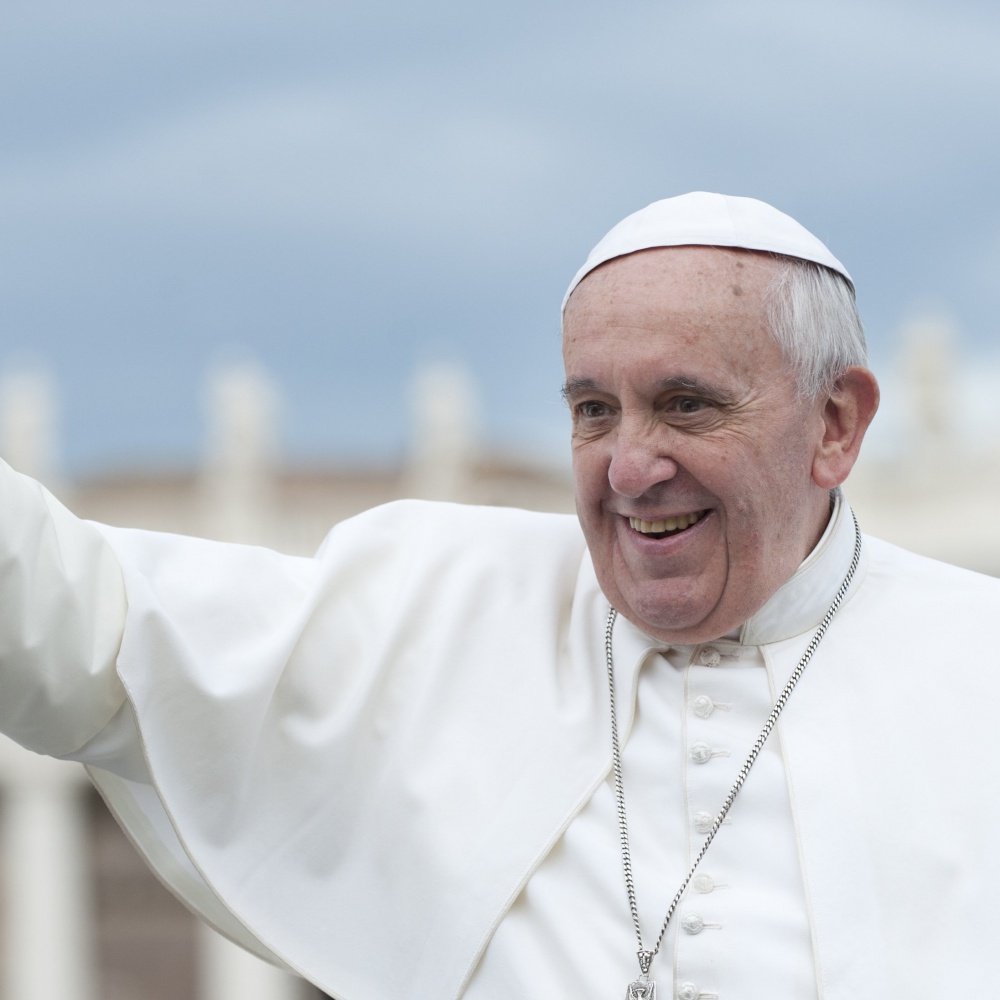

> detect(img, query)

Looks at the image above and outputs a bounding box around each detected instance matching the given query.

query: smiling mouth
[628,510,707,539]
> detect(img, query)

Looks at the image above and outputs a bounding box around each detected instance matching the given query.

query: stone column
[201,360,279,544]
[899,313,957,473]
[0,365,62,492]
[404,361,479,502]
[0,738,94,1000]
[197,922,305,1000]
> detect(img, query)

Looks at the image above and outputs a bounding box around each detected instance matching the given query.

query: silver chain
[605,511,863,980]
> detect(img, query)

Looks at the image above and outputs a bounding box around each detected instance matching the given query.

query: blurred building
[0,335,997,1000]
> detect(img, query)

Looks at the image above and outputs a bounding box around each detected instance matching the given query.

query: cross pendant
[625,979,656,1000]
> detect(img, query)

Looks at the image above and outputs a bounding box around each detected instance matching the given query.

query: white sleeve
[0,458,127,757]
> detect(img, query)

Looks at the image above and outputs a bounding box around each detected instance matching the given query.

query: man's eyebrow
[560,377,600,400]
[657,376,710,393]
[561,375,738,403]
[657,376,735,402]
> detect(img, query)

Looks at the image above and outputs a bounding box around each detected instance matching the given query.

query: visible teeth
[629,511,703,534]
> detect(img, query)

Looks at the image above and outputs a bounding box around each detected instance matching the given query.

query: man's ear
[811,367,880,490]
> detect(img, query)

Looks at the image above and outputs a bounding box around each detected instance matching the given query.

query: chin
[618,588,727,644]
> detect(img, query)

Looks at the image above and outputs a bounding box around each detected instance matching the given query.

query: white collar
[738,492,865,646]
[607,493,868,679]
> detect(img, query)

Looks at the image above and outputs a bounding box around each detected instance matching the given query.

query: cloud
[0,82,575,251]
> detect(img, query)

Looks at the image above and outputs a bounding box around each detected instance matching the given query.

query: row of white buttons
[683,645,742,1000]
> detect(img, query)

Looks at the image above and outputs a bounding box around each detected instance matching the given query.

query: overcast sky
[1,0,998,475]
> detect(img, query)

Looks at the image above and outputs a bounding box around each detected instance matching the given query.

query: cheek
[571,447,609,508]
[722,453,819,570]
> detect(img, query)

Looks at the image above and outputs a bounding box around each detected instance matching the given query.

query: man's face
[562,246,833,643]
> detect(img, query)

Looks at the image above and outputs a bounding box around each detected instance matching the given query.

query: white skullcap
[562,191,852,312]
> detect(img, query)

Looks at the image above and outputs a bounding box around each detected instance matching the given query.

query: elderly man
[1,192,997,1000]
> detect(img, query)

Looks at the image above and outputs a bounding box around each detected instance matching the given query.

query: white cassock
[2,459,1000,1000]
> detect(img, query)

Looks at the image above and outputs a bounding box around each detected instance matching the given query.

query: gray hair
[765,256,868,399]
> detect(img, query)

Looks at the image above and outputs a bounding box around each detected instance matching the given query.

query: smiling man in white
[563,240,876,642]
[1,192,997,1000]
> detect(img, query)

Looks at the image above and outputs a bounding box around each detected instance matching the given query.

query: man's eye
[673,397,707,414]
[577,401,611,419]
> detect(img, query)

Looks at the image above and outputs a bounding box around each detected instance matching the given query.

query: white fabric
[0,461,126,756]
[561,192,852,312]
[3,459,1000,999]
[471,643,817,1000]
[468,498,860,999]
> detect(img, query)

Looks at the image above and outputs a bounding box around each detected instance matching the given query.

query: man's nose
[607,423,679,498]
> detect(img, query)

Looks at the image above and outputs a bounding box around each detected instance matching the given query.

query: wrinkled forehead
[563,244,778,327]
[562,192,850,315]
[560,246,783,370]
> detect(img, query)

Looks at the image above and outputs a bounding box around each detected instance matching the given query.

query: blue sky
[2,0,998,475]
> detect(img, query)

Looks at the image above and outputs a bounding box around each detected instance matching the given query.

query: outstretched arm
[0,458,127,757]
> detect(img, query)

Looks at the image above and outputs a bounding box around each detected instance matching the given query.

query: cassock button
[692,695,715,718]
[692,873,715,893]
[677,983,699,1000]
[698,647,722,667]
[681,913,705,935]
[689,742,713,764]
[693,811,715,834]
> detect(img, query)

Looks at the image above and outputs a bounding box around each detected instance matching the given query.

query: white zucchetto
[562,191,852,312]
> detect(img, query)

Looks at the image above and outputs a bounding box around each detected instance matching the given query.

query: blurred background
[0,0,997,997]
